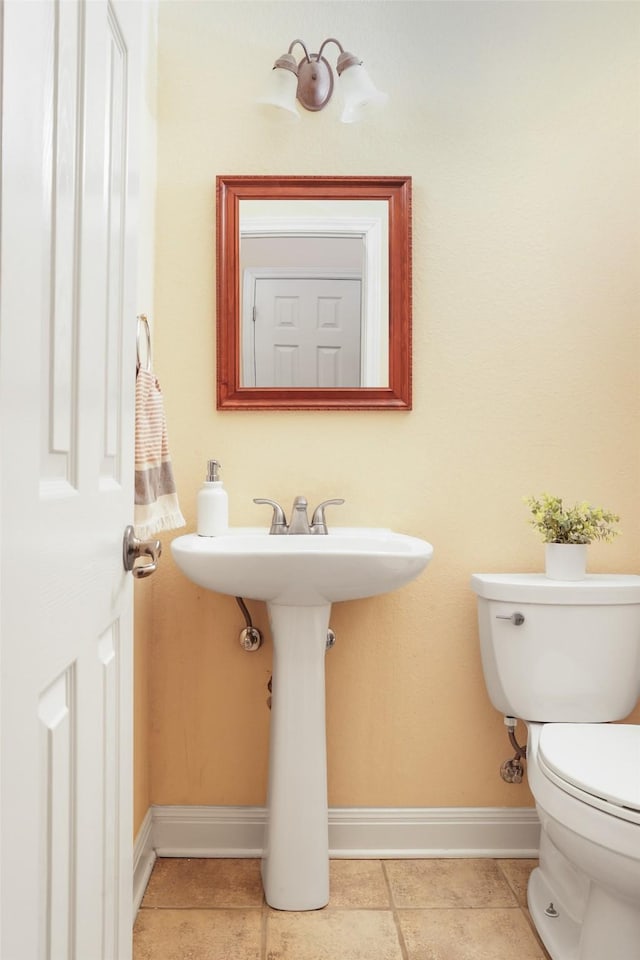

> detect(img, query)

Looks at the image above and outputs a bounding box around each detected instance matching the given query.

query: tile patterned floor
[134,857,553,960]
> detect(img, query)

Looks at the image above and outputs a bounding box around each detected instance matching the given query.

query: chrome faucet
[254,496,345,535]
[288,496,311,534]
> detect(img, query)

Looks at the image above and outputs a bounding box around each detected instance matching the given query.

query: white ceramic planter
[545,543,588,581]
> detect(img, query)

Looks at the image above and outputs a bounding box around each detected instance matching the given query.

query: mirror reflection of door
[239,206,389,390]
[244,272,362,387]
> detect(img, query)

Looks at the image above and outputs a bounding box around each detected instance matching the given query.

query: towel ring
[136,314,152,373]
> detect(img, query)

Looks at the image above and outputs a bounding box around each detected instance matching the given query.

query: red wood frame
[216,175,412,411]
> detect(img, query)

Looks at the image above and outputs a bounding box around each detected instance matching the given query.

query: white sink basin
[171,524,433,911]
[171,527,433,606]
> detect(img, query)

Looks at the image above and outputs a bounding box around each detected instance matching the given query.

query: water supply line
[500,716,527,784]
[235,597,263,652]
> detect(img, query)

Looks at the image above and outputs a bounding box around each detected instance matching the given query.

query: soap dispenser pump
[197,459,229,536]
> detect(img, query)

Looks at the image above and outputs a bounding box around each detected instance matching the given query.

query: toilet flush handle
[496,612,525,626]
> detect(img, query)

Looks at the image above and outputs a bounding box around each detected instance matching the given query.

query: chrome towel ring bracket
[136,313,152,373]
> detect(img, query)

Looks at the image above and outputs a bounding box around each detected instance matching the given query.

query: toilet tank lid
[470,573,640,604]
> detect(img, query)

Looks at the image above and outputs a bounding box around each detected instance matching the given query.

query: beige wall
[134,0,640,833]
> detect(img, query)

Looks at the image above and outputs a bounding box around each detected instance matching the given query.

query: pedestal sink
[171,527,433,910]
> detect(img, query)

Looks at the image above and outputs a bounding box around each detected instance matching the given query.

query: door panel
[251,277,362,387]
[0,2,142,957]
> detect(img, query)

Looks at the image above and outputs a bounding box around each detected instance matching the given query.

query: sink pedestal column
[262,602,331,911]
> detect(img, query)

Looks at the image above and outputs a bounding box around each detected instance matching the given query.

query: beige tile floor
[134,857,553,959]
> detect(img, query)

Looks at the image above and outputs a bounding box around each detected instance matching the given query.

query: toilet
[470,573,640,960]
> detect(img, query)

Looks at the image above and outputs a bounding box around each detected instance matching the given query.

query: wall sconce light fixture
[258,38,387,123]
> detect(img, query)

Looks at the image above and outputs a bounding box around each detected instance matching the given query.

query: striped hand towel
[134,369,186,539]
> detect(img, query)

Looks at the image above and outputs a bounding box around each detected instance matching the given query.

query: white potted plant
[524,493,620,580]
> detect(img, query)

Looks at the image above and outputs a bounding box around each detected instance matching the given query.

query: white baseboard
[133,808,156,914]
[326,806,540,859]
[136,804,540,866]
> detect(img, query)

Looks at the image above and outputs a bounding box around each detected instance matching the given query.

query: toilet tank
[471,574,640,722]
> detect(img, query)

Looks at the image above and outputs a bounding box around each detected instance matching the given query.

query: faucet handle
[253,498,288,535]
[310,498,345,535]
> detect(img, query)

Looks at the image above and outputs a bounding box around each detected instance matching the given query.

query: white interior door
[250,276,362,387]
[0,2,143,957]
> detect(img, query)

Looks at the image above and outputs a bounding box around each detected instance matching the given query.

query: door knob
[122,525,162,578]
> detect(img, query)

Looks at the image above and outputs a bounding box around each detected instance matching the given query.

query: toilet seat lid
[538,724,640,824]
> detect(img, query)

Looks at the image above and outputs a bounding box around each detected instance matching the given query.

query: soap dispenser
[197,459,229,536]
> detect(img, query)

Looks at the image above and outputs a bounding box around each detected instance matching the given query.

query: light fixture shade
[258,65,301,121]
[338,62,388,124]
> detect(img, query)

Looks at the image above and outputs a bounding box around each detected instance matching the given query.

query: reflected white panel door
[0,2,142,958]
[251,277,362,387]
